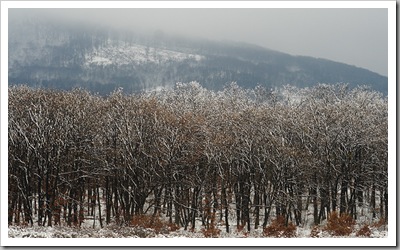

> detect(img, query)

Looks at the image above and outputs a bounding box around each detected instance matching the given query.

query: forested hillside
[8,83,387,237]
[9,18,388,95]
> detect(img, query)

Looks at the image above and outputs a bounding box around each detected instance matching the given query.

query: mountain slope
[8,19,388,95]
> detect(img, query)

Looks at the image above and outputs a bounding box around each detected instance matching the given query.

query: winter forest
[8,82,388,238]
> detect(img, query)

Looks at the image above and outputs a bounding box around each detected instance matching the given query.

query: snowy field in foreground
[8,223,387,239]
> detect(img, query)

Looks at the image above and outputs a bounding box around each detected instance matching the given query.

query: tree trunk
[97,186,103,228]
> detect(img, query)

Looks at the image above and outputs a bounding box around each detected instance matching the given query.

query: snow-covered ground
[8,220,387,238]
[7,190,388,239]
[4,186,390,247]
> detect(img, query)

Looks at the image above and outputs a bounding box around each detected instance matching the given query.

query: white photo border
[1,1,396,247]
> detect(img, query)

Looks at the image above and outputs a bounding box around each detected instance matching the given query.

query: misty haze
[8,8,388,94]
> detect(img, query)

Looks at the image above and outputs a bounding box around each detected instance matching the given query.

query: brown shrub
[166,222,180,232]
[201,226,221,238]
[371,217,386,230]
[310,226,321,238]
[236,223,251,237]
[356,224,372,237]
[236,224,245,232]
[325,211,355,236]
[263,216,297,238]
[201,212,221,238]
[130,214,179,234]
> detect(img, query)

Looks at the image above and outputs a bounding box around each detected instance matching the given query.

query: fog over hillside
[9,8,388,77]
[8,15,388,95]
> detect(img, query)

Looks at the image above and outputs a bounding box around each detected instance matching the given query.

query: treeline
[8,82,387,232]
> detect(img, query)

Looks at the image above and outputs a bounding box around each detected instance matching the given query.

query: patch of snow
[90,56,113,66]
[84,43,205,67]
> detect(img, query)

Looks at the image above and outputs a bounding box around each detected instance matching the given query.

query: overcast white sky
[10,7,388,76]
